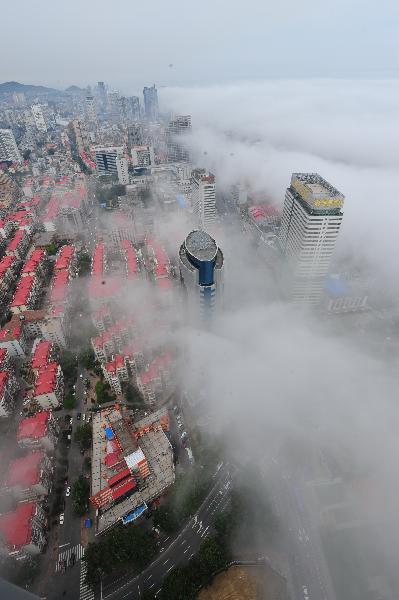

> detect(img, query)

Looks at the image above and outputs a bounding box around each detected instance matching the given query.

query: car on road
[79,374,83,378]
[59,513,64,525]
[77,412,81,420]
[65,486,71,497]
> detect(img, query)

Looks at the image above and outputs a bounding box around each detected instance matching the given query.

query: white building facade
[0,129,22,163]
[191,169,216,230]
[279,173,344,305]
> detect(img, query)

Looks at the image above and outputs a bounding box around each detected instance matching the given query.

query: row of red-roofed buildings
[0,409,60,557]
[24,339,64,410]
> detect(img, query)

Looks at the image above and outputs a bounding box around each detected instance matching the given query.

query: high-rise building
[85,95,97,124]
[179,230,223,317]
[167,115,191,162]
[129,96,141,120]
[128,123,145,149]
[107,91,120,119]
[116,155,129,184]
[278,172,344,305]
[94,146,124,177]
[0,129,22,163]
[97,81,107,108]
[191,169,216,230]
[31,104,47,132]
[69,119,89,154]
[143,85,159,121]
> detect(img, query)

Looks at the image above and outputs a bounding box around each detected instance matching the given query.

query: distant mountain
[65,85,85,93]
[0,81,64,97]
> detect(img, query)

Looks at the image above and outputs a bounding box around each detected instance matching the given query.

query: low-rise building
[32,362,64,409]
[0,317,28,358]
[21,248,47,280]
[54,244,76,276]
[0,501,47,557]
[120,240,139,278]
[5,229,31,260]
[102,354,129,394]
[49,270,70,306]
[17,411,59,452]
[10,275,41,314]
[0,255,19,309]
[90,405,174,535]
[136,351,173,405]
[324,274,369,314]
[3,452,53,500]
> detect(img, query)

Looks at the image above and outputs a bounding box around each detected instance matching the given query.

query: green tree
[159,566,196,600]
[84,524,156,587]
[72,475,90,516]
[79,347,96,370]
[95,380,114,404]
[74,423,92,451]
[60,350,77,381]
[45,240,58,256]
[63,394,76,410]
[123,381,144,405]
[77,251,92,276]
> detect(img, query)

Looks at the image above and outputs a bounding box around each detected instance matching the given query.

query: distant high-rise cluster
[279,173,344,304]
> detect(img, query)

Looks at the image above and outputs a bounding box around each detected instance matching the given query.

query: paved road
[47,363,90,600]
[99,463,232,600]
[266,462,336,600]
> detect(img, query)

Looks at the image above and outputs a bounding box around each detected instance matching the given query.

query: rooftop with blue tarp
[176,194,187,208]
[122,503,147,524]
[104,427,114,440]
[325,275,349,297]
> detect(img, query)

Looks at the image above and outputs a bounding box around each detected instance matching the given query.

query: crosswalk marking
[80,559,95,600]
[56,543,85,572]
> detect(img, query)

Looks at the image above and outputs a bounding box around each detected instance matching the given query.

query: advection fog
[160,79,399,595]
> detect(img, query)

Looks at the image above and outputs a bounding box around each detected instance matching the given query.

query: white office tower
[85,95,97,124]
[131,145,155,167]
[116,155,129,184]
[179,230,224,318]
[191,169,216,230]
[279,173,344,305]
[31,104,47,132]
[167,115,191,162]
[0,129,22,163]
[94,146,124,177]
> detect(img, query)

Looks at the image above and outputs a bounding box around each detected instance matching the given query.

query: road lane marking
[166,566,173,573]
[163,559,169,565]
[183,547,190,554]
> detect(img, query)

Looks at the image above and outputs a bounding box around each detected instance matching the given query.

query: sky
[1,0,399,90]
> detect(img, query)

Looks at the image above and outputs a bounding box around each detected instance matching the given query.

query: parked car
[59,513,65,525]
[82,413,86,421]
[65,486,71,497]
[69,417,73,425]
[77,413,81,420]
